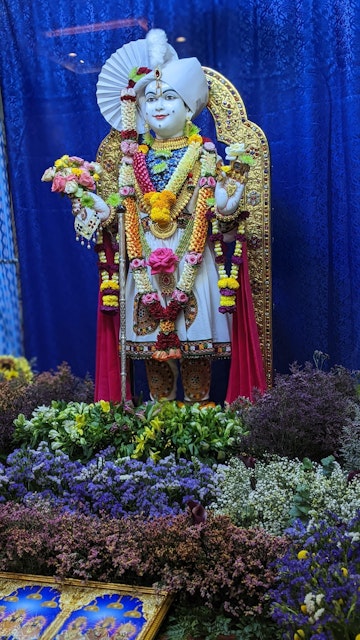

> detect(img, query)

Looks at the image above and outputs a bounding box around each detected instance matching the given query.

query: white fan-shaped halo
[96,31,178,132]
[96,39,149,130]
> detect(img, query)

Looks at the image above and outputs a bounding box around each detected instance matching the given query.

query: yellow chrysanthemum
[102,295,118,307]
[218,276,240,290]
[54,155,69,168]
[100,279,120,291]
[188,134,202,144]
[100,400,111,413]
[220,295,236,306]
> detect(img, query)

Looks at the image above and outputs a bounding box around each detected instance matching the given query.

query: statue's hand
[215,178,244,215]
[72,193,110,222]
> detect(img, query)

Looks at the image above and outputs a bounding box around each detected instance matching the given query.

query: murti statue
[72,29,267,404]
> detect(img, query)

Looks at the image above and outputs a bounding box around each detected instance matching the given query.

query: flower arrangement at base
[0,355,33,382]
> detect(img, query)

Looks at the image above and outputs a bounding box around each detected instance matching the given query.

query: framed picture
[0,572,172,639]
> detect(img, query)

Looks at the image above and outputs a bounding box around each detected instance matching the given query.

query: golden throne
[96,68,272,389]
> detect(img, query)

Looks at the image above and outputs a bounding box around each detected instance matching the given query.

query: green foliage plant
[13,400,246,463]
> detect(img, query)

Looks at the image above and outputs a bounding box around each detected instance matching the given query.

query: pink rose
[78,172,96,190]
[171,289,189,304]
[68,155,84,165]
[199,176,216,188]
[120,141,138,155]
[130,257,146,270]
[51,174,67,193]
[142,292,160,305]
[185,252,203,266]
[119,186,135,196]
[147,248,179,275]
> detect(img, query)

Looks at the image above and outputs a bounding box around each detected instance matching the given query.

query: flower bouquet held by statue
[41,155,108,247]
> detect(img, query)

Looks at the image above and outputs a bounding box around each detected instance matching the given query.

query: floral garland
[209,211,249,313]
[118,87,217,360]
[95,229,120,313]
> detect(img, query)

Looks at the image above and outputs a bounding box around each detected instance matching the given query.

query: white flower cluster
[210,455,360,535]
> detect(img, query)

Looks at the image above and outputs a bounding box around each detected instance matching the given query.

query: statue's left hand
[215,177,244,216]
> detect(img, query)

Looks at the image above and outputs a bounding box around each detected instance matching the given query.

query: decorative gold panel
[203,67,272,387]
[0,572,172,640]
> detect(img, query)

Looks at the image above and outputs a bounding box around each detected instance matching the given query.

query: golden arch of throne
[96,67,273,389]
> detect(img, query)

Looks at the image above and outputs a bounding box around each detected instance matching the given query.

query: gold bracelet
[101,205,118,228]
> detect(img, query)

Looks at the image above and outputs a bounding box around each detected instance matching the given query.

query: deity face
[144,80,190,139]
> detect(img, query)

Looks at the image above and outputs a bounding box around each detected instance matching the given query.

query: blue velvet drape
[1,0,360,389]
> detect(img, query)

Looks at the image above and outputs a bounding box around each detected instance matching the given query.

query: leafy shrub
[236,362,359,461]
[159,601,283,639]
[339,401,360,471]
[0,503,288,619]
[0,362,94,458]
[13,400,245,464]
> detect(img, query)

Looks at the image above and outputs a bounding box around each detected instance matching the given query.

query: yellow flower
[220,295,236,306]
[102,295,119,307]
[71,167,83,176]
[294,631,305,640]
[93,172,100,181]
[218,276,240,290]
[355,634,360,640]
[143,426,156,440]
[54,155,69,167]
[220,164,231,173]
[300,604,307,614]
[75,413,86,435]
[132,434,146,458]
[341,567,348,577]
[138,144,149,154]
[100,279,120,291]
[297,550,309,560]
[188,134,202,145]
[99,400,110,413]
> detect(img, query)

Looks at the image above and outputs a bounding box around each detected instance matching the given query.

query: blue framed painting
[0,573,172,639]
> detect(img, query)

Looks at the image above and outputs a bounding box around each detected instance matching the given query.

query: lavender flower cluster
[0,443,222,518]
[269,512,360,639]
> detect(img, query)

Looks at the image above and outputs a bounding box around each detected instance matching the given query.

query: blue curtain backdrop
[0,0,359,390]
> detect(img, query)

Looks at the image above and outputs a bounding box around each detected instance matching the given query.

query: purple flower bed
[0,443,222,518]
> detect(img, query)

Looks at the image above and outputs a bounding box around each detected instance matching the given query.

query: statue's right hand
[72,193,110,222]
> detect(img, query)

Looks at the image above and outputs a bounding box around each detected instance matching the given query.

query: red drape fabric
[225,242,267,404]
[94,231,131,402]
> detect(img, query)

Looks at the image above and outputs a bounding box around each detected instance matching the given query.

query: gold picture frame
[0,572,172,639]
